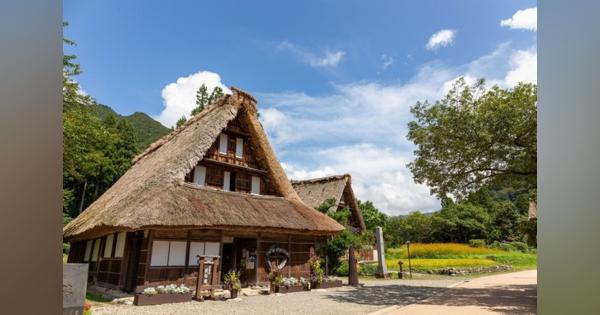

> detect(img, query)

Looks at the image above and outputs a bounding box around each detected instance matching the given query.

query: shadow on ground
[420,284,537,314]
[324,285,448,307]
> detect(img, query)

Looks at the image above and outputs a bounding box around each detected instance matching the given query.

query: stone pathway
[92,278,460,315]
[385,270,537,315]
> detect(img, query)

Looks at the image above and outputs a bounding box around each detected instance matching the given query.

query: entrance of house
[220,243,236,282]
[235,238,258,285]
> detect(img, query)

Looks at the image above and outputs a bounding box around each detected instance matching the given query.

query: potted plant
[309,258,325,289]
[223,270,242,299]
[268,270,283,293]
[133,284,193,306]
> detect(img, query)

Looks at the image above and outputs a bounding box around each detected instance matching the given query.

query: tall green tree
[191,84,224,116]
[357,200,388,231]
[407,78,537,200]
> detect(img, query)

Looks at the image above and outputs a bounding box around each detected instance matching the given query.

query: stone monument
[63,263,89,315]
[374,226,390,278]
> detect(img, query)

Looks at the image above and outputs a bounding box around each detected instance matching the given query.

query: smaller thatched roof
[63,88,343,241]
[292,174,366,231]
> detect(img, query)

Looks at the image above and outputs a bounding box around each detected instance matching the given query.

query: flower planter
[316,279,343,289]
[277,284,305,293]
[134,292,193,306]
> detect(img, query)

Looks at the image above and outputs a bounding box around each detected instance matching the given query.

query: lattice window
[206,165,224,187]
[236,173,251,193]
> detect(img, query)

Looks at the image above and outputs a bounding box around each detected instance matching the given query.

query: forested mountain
[88,103,171,151]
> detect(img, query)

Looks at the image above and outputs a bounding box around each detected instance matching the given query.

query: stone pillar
[375,226,389,278]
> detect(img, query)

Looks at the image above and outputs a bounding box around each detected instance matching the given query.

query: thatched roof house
[291,174,366,232]
[64,88,343,291]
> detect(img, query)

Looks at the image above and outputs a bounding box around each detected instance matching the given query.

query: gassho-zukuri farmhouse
[63,88,345,292]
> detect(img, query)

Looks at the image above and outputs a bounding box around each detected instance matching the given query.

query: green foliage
[124,112,171,150]
[310,258,325,284]
[407,78,537,200]
[176,116,187,129]
[316,197,337,214]
[191,84,224,115]
[383,183,534,246]
[223,270,241,292]
[88,104,170,151]
[469,239,486,248]
[358,200,388,231]
[63,243,71,255]
[268,270,283,286]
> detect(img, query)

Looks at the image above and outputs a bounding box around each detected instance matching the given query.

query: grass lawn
[382,243,537,274]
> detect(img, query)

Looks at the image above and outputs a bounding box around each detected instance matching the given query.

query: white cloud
[501,7,537,32]
[277,41,345,68]
[505,48,537,86]
[259,43,536,215]
[284,144,440,213]
[426,29,456,50]
[154,71,231,128]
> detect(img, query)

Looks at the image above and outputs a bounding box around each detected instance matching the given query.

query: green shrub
[358,262,378,276]
[63,243,70,254]
[336,261,349,276]
[510,241,529,253]
[469,239,486,248]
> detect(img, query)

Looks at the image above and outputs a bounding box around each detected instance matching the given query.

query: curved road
[385,270,537,315]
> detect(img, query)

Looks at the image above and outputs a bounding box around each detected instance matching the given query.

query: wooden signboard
[194,255,220,301]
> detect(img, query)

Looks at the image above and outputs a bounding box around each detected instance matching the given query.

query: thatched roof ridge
[292,174,366,231]
[63,88,342,241]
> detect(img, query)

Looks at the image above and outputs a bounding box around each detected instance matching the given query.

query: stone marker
[375,226,389,278]
[63,263,89,315]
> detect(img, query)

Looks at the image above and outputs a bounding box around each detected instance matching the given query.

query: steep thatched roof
[63,88,343,241]
[292,174,366,231]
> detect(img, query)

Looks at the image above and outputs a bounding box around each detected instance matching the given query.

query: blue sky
[65,0,537,215]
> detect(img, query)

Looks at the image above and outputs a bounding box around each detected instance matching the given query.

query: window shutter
[114,232,127,258]
[235,138,244,158]
[251,176,261,195]
[91,239,101,262]
[168,241,187,266]
[223,171,231,191]
[219,133,228,154]
[150,241,169,266]
[103,234,114,258]
[84,240,93,262]
[194,166,206,185]
[188,242,205,266]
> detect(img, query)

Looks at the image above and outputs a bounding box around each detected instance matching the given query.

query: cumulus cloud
[259,43,536,214]
[501,7,537,31]
[505,48,537,86]
[284,144,440,213]
[426,29,456,50]
[277,41,345,68]
[154,71,231,128]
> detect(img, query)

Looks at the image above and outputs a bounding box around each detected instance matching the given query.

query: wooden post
[348,246,359,286]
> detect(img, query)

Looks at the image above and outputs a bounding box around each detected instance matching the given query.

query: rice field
[383,243,537,273]
[386,243,504,259]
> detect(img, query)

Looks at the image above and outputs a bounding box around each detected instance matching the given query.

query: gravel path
[93,279,460,315]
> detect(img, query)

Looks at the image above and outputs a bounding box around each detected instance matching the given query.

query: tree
[176,115,187,129]
[191,84,224,116]
[357,200,388,231]
[62,21,92,110]
[407,78,537,200]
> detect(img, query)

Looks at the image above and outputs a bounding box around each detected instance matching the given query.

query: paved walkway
[386,270,537,315]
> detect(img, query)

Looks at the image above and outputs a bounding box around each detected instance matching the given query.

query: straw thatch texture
[292,174,366,231]
[63,89,343,241]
